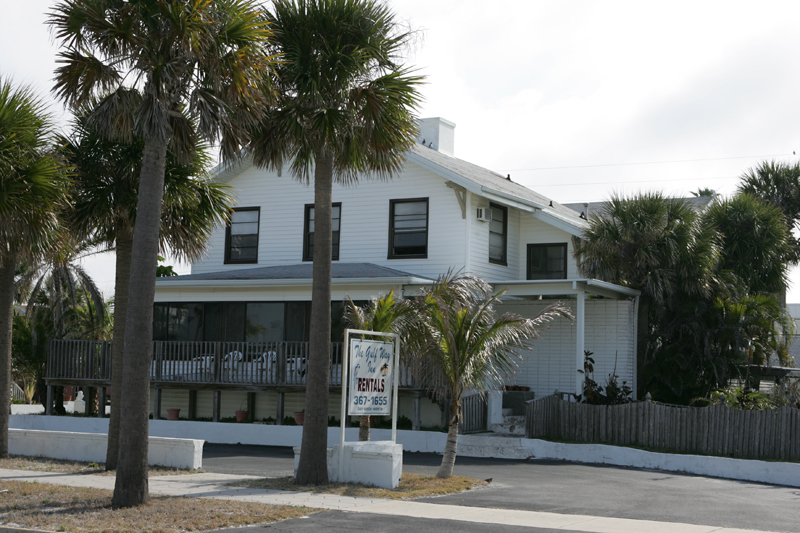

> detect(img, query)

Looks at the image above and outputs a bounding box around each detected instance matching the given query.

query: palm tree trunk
[296,151,333,485]
[0,253,17,458]
[358,415,370,441]
[105,224,132,470]
[112,137,168,508]
[437,396,461,478]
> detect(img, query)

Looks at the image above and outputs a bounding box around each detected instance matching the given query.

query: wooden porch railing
[47,339,421,389]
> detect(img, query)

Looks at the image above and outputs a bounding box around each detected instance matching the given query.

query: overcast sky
[4,1,800,300]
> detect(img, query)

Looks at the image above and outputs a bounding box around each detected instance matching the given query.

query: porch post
[276,391,284,424]
[188,390,197,420]
[576,287,586,397]
[412,391,421,431]
[247,392,256,422]
[46,385,53,416]
[153,388,162,420]
[98,387,107,418]
[212,391,221,422]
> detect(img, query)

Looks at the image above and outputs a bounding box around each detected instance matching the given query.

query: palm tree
[408,272,571,478]
[17,240,110,416]
[16,237,106,343]
[573,193,719,394]
[702,193,791,295]
[0,78,67,458]
[49,0,274,507]
[343,291,413,441]
[249,0,423,484]
[61,102,233,470]
[738,160,800,264]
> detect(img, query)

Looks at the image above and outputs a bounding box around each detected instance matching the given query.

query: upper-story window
[489,203,507,265]
[388,198,428,259]
[225,207,260,264]
[303,203,341,261]
[527,243,567,279]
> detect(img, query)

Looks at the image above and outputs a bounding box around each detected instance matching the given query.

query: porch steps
[489,414,526,437]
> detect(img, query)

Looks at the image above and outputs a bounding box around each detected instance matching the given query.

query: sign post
[339,329,401,477]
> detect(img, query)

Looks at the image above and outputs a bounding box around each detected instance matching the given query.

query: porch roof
[484,278,639,300]
[155,262,433,289]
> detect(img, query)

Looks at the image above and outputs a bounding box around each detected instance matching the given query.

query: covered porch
[489,279,640,399]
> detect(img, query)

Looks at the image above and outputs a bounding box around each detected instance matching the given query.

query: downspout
[464,191,472,274]
[575,286,586,398]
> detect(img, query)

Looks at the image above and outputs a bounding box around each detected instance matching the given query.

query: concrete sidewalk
[0,469,784,533]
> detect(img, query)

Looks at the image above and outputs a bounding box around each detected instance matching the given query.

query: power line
[503,153,795,172]
[532,175,739,187]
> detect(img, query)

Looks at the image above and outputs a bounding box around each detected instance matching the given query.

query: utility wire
[504,153,795,172]
[532,175,739,187]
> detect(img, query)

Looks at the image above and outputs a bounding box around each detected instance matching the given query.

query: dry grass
[0,479,313,532]
[0,456,201,477]
[231,472,487,500]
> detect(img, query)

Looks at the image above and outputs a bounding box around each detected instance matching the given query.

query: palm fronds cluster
[345,272,571,478]
[575,182,797,404]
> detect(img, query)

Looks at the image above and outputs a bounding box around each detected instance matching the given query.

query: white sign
[348,338,394,416]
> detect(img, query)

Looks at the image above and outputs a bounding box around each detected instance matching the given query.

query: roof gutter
[481,186,588,236]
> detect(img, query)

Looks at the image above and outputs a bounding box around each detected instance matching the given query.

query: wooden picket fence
[459,393,488,434]
[526,394,800,461]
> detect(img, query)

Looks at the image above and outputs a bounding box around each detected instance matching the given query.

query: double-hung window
[489,203,507,264]
[303,203,341,261]
[527,243,567,279]
[225,207,260,264]
[388,198,428,258]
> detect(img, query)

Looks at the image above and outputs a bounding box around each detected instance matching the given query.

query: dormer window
[225,207,260,264]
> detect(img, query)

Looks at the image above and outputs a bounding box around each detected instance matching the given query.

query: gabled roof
[406,143,587,236]
[563,195,716,220]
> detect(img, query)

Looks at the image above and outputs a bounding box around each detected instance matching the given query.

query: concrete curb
[11,415,799,489]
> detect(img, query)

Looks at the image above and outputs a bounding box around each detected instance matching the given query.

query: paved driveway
[202,443,800,532]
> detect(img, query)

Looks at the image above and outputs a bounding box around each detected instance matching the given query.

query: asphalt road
[203,443,800,533]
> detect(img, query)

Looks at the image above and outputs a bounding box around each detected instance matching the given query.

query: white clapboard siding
[468,194,522,281]
[192,161,469,280]
[517,216,579,280]
[496,299,635,398]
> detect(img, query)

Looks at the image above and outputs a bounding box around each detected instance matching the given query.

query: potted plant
[166,408,181,420]
[235,399,249,422]
[293,410,304,426]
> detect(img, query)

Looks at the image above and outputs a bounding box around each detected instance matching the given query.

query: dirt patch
[231,472,487,500]
[0,456,201,477]
[0,479,313,532]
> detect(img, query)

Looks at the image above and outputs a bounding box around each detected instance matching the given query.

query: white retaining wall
[9,429,203,470]
[11,416,798,488]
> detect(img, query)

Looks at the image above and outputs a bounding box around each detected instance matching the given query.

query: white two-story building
[150,118,640,429]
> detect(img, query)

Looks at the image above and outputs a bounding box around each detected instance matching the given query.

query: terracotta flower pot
[166,408,181,421]
[293,411,304,426]
[235,410,249,422]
